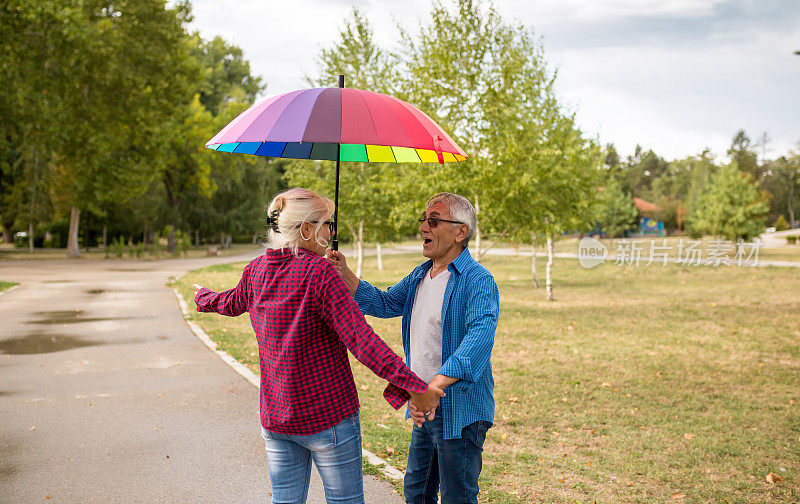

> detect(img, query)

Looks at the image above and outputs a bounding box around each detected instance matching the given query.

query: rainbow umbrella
[205,75,467,250]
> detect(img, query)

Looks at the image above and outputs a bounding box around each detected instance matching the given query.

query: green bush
[774,215,789,232]
[148,239,162,257]
[787,236,797,245]
[109,236,125,258]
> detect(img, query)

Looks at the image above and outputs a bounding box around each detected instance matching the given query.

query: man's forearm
[430,373,459,391]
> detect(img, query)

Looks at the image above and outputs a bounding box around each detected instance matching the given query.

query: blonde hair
[266,188,335,253]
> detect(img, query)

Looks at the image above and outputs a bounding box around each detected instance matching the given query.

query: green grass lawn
[174,253,800,503]
[0,281,18,292]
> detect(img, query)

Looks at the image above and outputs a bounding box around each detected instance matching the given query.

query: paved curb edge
[170,284,405,482]
[0,284,20,297]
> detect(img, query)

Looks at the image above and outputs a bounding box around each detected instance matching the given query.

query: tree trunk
[66,206,81,258]
[376,242,383,270]
[28,147,39,253]
[84,211,90,252]
[356,220,364,279]
[474,193,481,262]
[168,225,176,253]
[1,224,10,244]
[102,225,107,249]
[545,235,554,301]
[788,178,796,227]
[195,229,200,248]
[531,243,539,288]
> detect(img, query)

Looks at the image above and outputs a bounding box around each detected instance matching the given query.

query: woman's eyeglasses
[296,221,334,232]
[418,214,464,228]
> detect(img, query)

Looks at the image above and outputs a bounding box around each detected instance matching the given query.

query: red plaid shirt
[195,247,427,435]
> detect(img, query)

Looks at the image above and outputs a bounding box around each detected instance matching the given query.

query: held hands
[193,284,203,296]
[325,249,359,295]
[408,384,445,427]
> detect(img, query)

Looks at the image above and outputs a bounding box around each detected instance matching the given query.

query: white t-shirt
[409,269,450,383]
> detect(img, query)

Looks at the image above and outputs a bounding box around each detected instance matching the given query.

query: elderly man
[327,192,499,504]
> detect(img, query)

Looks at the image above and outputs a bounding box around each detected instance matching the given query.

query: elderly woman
[193,188,442,504]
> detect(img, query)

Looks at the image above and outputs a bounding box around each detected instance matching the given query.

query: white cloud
[502,0,726,23]
[187,0,800,160]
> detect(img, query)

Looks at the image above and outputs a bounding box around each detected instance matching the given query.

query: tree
[398,0,514,261]
[595,176,637,238]
[728,129,759,179]
[3,0,202,257]
[763,152,799,227]
[481,30,600,298]
[192,35,263,116]
[688,162,768,241]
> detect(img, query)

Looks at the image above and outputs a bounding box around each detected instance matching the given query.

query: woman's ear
[299,222,311,241]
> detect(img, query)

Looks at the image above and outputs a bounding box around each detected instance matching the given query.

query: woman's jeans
[261,412,364,504]
[403,407,491,504]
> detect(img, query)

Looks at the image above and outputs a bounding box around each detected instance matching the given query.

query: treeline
[3,0,797,276]
[0,0,285,256]
[599,130,799,239]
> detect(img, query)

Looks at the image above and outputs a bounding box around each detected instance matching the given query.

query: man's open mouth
[423,238,432,245]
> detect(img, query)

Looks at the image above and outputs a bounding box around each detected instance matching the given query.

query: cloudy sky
[188,0,800,161]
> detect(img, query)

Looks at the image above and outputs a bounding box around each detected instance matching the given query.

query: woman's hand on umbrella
[326,250,358,295]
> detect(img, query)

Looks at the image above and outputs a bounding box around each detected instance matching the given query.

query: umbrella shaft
[332,74,344,251]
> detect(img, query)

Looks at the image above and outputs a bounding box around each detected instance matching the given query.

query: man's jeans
[261,412,364,504]
[404,407,491,504]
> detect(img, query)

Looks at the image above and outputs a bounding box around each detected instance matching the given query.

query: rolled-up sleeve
[438,274,499,383]
[353,276,411,319]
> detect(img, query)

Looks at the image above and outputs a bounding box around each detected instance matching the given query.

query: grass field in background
[175,252,799,504]
[0,281,18,292]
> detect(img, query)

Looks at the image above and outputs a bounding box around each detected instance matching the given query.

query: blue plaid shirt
[354,247,499,439]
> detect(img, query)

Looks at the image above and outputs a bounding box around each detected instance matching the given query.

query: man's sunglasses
[418,214,464,228]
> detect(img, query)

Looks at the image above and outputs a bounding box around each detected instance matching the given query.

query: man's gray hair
[426,192,477,245]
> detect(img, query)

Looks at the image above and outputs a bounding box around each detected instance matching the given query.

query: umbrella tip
[338,75,344,88]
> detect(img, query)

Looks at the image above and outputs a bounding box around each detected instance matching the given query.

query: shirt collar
[450,246,472,274]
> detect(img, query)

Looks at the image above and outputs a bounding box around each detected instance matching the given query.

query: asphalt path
[0,251,403,504]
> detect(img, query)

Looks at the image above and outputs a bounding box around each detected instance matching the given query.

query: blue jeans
[261,412,364,504]
[403,408,491,504]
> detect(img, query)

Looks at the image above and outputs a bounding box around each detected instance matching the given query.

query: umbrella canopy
[206,87,468,164]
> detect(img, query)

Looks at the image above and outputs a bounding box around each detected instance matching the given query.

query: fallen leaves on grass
[601,382,612,388]
[766,472,783,484]
[507,396,519,403]
[683,433,695,440]
[670,491,685,500]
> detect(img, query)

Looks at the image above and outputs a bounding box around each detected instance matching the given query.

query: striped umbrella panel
[206,88,468,163]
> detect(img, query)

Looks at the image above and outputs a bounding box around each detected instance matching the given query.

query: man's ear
[455,224,468,244]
